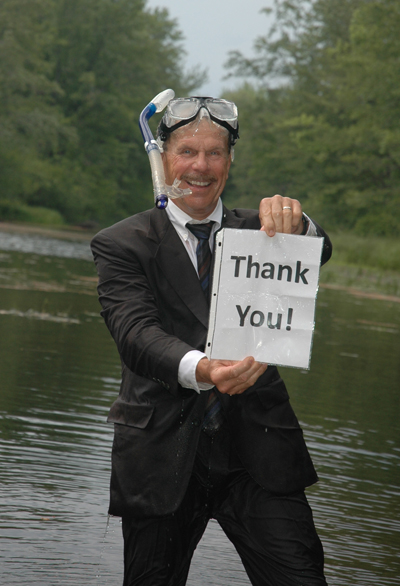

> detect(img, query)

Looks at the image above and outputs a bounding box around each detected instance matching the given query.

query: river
[0,228,399,585]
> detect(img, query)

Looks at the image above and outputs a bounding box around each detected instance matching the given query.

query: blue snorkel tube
[139,89,191,209]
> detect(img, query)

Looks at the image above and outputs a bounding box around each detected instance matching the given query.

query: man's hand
[259,194,304,237]
[196,356,268,396]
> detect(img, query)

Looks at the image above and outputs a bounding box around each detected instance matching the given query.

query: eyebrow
[175,143,227,153]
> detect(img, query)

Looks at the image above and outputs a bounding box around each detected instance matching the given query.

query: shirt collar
[166,198,223,241]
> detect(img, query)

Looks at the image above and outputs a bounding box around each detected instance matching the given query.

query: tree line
[0,0,399,236]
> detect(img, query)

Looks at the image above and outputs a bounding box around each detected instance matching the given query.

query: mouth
[182,175,216,189]
[188,180,211,187]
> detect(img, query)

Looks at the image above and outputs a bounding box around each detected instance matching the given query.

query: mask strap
[158,116,239,145]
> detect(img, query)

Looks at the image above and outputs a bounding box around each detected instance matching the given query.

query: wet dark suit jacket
[91,205,332,519]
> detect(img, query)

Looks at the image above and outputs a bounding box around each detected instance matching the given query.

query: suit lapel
[148,208,210,327]
[146,205,248,329]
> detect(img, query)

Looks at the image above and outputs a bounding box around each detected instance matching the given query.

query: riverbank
[0,221,96,242]
[320,261,400,301]
[321,230,400,300]
[1,221,399,302]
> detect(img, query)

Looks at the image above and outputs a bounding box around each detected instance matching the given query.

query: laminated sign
[206,229,324,369]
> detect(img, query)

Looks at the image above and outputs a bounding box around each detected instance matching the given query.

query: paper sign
[206,229,324,369]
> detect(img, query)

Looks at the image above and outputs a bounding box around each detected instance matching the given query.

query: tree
[0,0,74,221]
[225,0,400,236]
[0,0,203,225]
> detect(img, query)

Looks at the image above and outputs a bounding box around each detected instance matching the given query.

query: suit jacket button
[265,427,268,432]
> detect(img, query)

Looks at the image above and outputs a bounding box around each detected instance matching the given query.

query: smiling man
[91,96,332,586]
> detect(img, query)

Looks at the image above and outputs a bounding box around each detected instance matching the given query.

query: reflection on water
[0,231,399,586]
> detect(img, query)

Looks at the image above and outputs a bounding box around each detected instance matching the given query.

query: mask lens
[166,99,200,124]
[206,99,238,125]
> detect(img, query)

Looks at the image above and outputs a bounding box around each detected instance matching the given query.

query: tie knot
[186,221,215,241]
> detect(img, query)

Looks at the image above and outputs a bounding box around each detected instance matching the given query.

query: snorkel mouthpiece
[139,89,191,209]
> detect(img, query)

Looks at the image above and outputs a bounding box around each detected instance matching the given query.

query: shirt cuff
[303,213,318,237]
[178,350,214,393]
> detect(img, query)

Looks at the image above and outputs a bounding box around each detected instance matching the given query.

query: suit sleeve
[309,219,332,265]
[91,231,193,396]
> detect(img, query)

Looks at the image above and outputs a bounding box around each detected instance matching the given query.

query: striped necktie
[186,221,224,436]
[186,221,215,301]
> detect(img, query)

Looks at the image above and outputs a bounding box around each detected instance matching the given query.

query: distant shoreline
[1,221,399,303]
[319,282,400,304]
[0,221,96,242]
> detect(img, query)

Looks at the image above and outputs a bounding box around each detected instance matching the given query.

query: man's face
[162,121,231,220]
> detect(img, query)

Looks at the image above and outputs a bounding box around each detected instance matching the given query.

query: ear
[225,154,232,180]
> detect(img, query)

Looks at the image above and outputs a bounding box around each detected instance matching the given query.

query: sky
[146,0,275,97]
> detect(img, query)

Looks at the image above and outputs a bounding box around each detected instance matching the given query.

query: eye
[178,148,193,156]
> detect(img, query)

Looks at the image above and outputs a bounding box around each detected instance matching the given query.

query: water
[0,229,399,586]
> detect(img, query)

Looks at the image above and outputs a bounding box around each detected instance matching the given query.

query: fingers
[259,195,303,237]
[229,361,268,396]
[230,356,256,380]
[230,356,264,384]
[211,356,268,396]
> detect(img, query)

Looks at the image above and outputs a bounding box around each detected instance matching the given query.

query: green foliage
[0,199,64,224]
[225,0,400,237]
[0,200,30,222]
[331,231,400,272]
[21,205,65,225]
[318,231,400,297]
[0,0,203,225]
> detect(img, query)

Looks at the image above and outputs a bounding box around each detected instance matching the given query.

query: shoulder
[91,207,170,249]
[231,207,260,222]
[223,206,261,229]
[90,208,170,265]
[93,209,153,240]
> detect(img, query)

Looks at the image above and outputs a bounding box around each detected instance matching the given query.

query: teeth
[189,181,210,186]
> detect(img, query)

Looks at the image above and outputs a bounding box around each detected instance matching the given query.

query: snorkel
[139,89,192,209]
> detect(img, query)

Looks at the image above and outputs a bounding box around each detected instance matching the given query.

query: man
[91,96,332,586]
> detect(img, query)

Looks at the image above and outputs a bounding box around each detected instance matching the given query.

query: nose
[191,151,208,173]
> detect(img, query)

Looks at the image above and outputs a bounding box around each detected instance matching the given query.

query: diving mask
[158,97,239,145]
